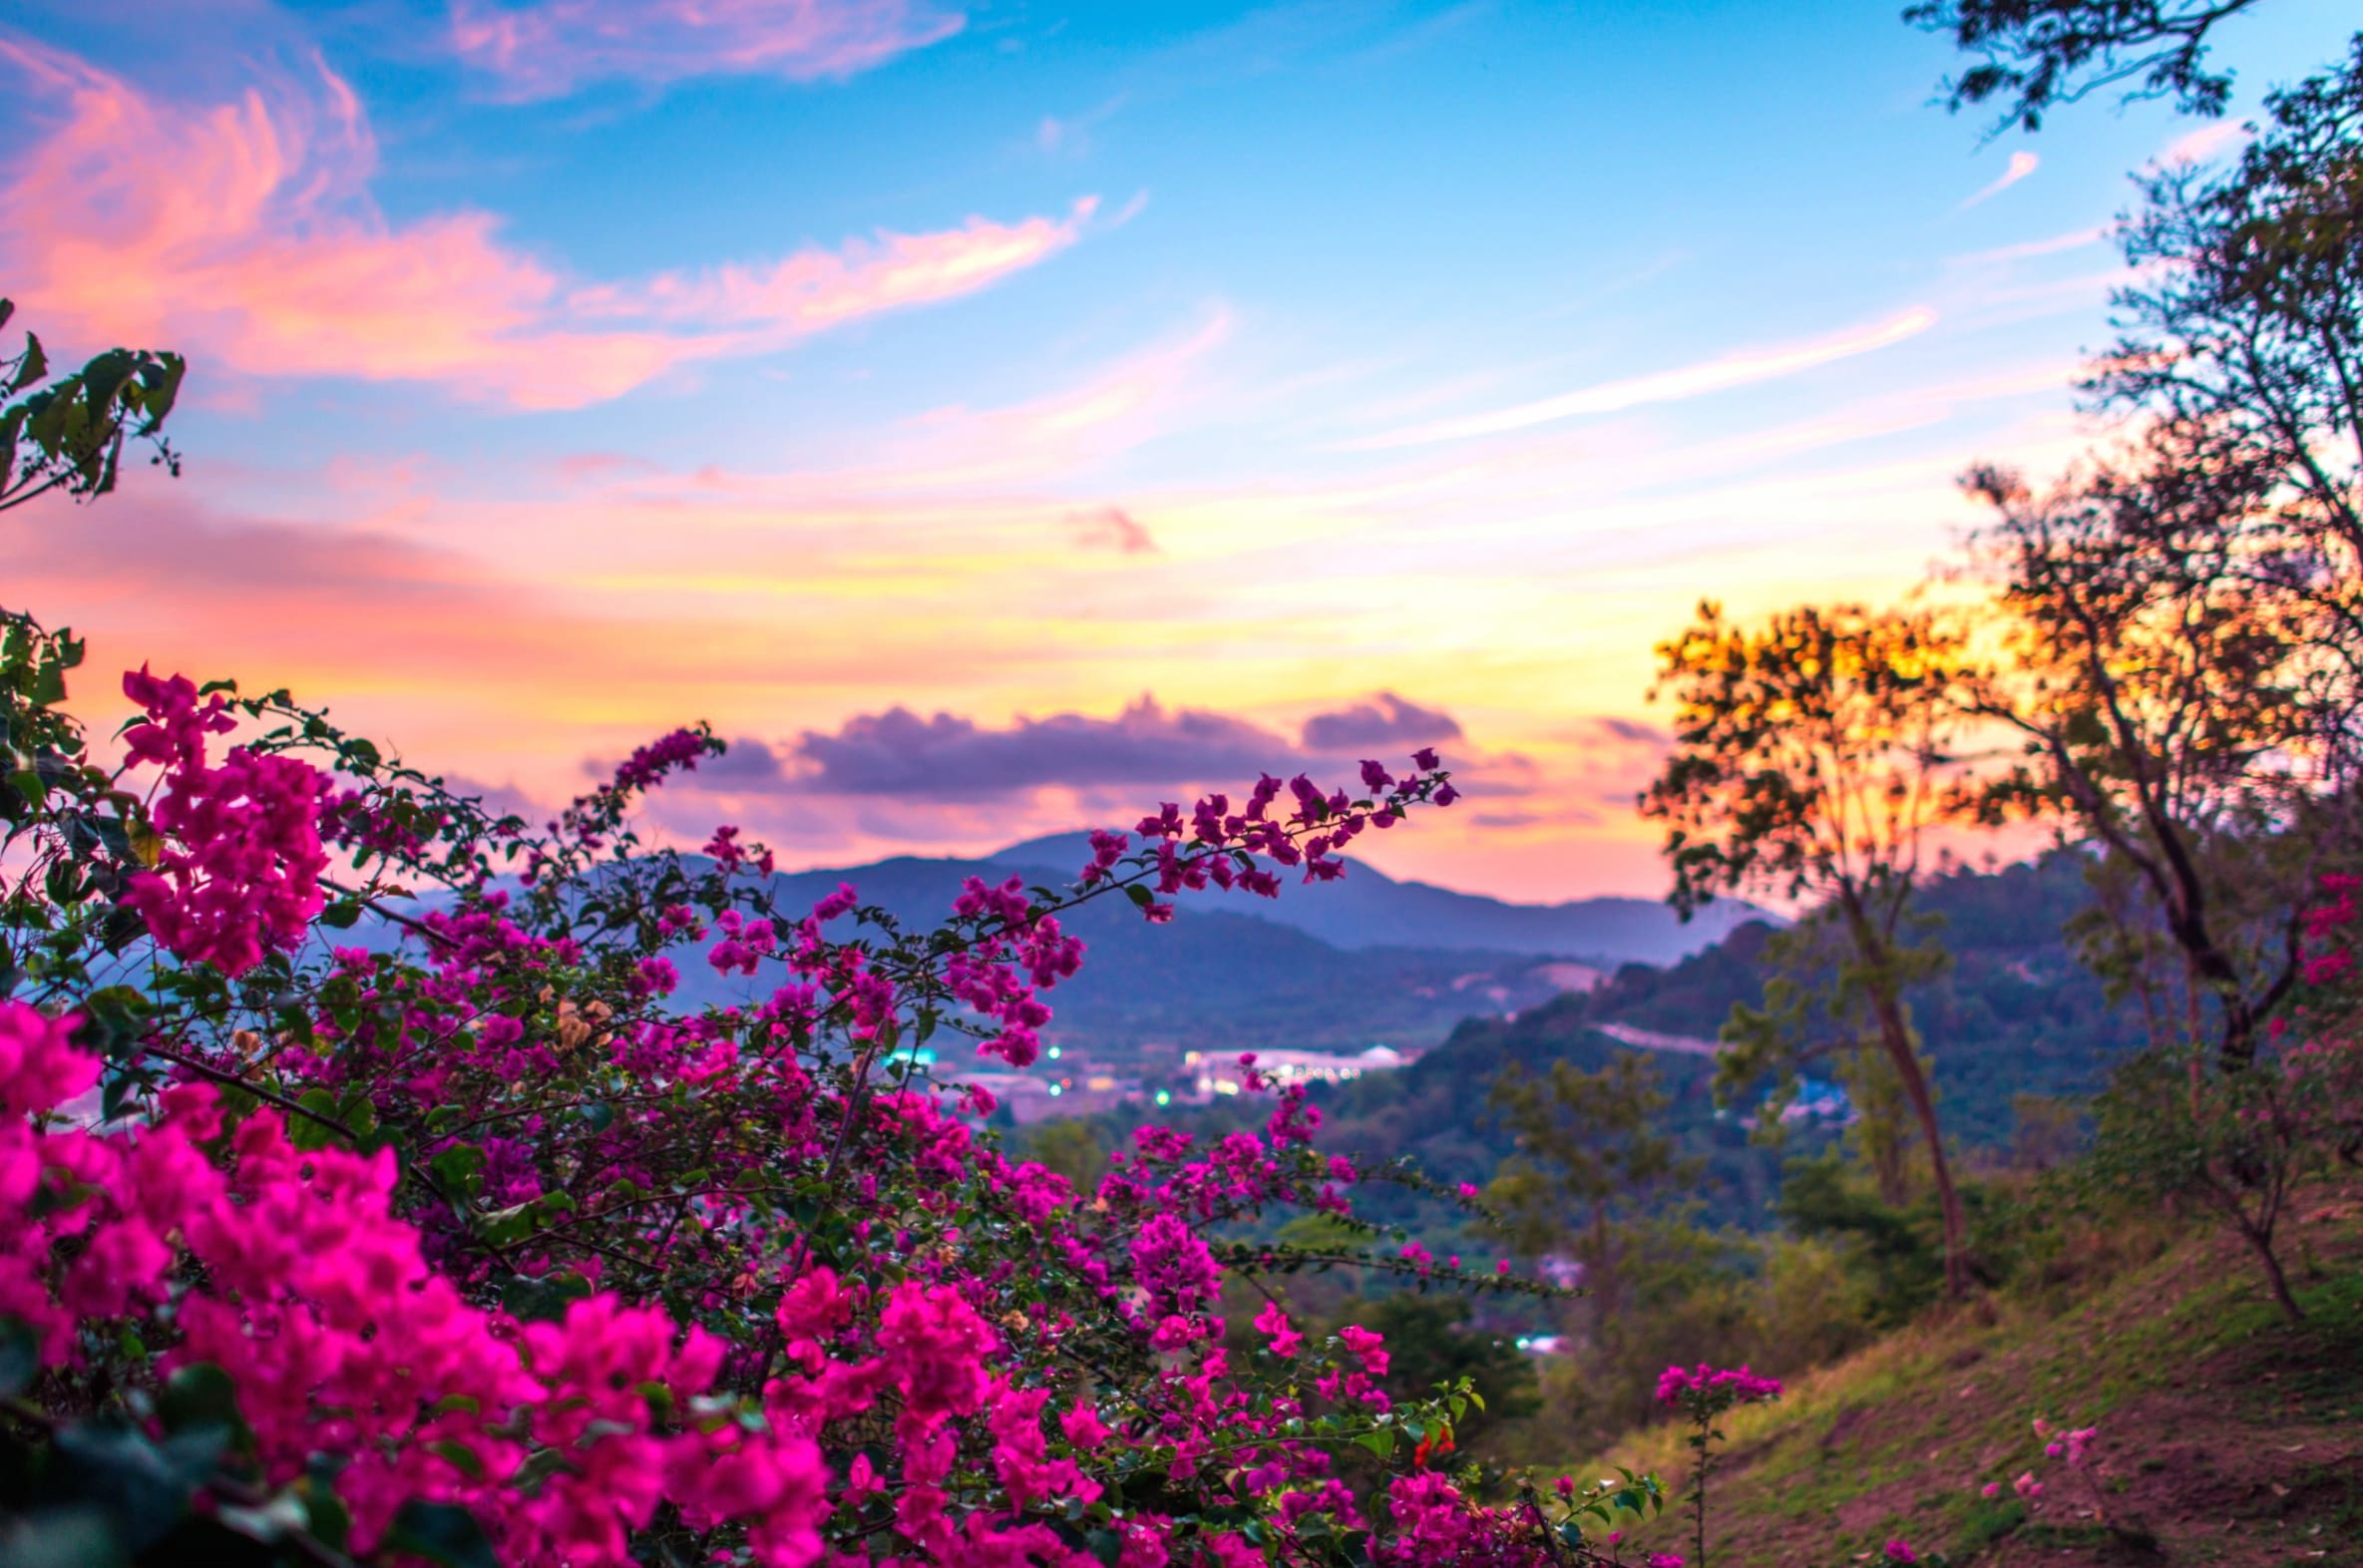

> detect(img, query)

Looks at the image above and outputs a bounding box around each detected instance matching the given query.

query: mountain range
[660,835,1772,1057]
[364,836,1768,1059]
[835,832,1769,964]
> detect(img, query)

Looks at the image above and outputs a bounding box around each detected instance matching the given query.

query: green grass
[1573,1185,2363,1566]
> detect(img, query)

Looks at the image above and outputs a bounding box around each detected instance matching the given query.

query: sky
[1,0,2350,902]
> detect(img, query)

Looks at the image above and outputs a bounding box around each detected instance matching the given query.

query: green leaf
[12,332,47,393]
[0,1315,39,1397]
[1125,884,1155,909]
[383,1500,497,1568]
[429,1143,487,1197]
[430,1439,487,1480]
[301,1487,352,1553]
[498,1271,592,1322]
[290,1087,343,1151]
[78,349,138,422]
[512,1448,574,1489]
[73,985,151,1061]
[156,1362,240,1435]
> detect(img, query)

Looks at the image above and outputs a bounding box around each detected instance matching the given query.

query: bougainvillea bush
[0,604,1668,1568]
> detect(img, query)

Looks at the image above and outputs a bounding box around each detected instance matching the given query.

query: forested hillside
[1125,850,2149,1232]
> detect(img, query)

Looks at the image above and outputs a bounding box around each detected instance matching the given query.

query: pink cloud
[0,36,1088,409]
[450,0,964,100]
[1959,149,2039,209]
[1069,507,1159,555]
[2153,120,2248,168]
[577,198,1096,332]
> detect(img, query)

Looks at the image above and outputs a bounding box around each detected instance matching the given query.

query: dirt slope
[1581,1187,2363,1567]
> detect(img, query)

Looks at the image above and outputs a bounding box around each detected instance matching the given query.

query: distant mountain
[991,833,1770,965]
[350,836,1766,1060]
[666,844,1587,1056]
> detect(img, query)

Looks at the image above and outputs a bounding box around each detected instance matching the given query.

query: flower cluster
[4,643,1619,1568]
[117,665,328,976]
[1977,1418,2107,1530]
[1654,1363,1784,1412]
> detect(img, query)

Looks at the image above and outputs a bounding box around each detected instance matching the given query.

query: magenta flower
[1253,1299,1304,1357]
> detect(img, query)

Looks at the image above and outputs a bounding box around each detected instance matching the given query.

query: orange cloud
[450,0,964,100]
[0,36,1089,409]
[1352,306,1940,448]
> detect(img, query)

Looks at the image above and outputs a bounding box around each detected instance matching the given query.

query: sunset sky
[2,0,2346,901]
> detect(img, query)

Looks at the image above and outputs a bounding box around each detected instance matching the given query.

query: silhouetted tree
[2092,39,2363,786]
[1643,602,1980,1298]
[1964,445,2311,1072]
[1906,0,2271,131]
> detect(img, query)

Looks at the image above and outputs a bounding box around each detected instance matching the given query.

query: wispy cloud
[2153,120,2249,168]
[1946,225,2108,266]
[572,197,1096,333]
[449,0,964,99]
[1350,306,1939,449]
[0,36,1090,409]
[1960,149,2039,209]
[1036,94,1126,155]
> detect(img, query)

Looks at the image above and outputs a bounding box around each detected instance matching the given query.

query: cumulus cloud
[787,697,1301,801]
[649,691,1499,818]
[449,0,964,99]
[0,36,1090,409]
[1299,691,1463,752]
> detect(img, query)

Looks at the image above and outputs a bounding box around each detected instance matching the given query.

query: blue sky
[3,0,2350,899]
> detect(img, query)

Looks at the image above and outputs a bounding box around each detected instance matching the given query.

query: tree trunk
[2242,1223,2306,1325]
[1837,891,1969,1303]
[1868,985,1968,1303]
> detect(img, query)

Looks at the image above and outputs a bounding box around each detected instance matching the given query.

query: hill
[634,837,1765,1058]
[1190,851,2159,1228]
[993,833,1772,962]
[1577,1181,2363,1565]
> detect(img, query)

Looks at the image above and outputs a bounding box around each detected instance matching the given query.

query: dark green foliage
[0,299,183,514]
[1905,0,2269,132]
[1775,1153,1947,1324]
[1335,1294,1540,1446]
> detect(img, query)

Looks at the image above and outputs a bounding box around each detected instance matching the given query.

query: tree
[1719,911,1948,1210]
[1337,1293,1541,1453]
[1953,38,2363,1073]
[1643,601,1980,1299]
[1905,0,2271,132]
[1,297,183,513]
[1965,445,2313,1072]
[1485,1050,1696,1325]
[2092,39,2363,788]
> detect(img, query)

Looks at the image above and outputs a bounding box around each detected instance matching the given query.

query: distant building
[1180,1044,1409,1098]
